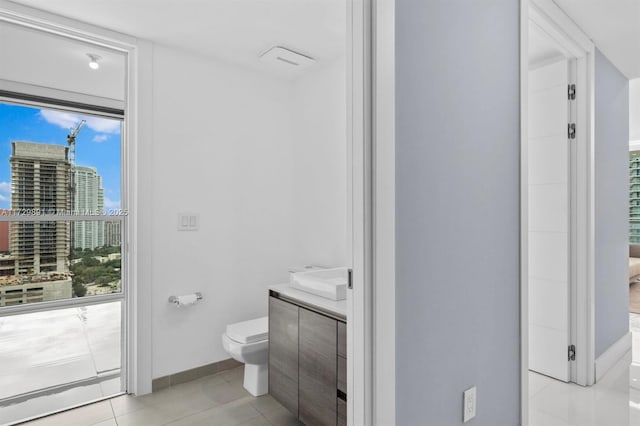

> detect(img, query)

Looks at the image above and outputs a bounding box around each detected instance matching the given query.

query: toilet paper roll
[176,294,198,307]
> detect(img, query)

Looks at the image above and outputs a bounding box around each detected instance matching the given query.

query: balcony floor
[0,302,121,425]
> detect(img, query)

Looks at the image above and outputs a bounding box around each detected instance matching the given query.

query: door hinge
[568,84,576,100]
[568,344,576,361]
[568,123,576,140]
[347,268,353,289]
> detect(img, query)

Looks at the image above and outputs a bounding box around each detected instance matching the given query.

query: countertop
[269,283,347,320]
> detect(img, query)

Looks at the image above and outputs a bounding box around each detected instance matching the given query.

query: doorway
[523,0,597,405]
[0,102,127,425]
[0,18,130,425]
[527,23,576,382]
[1,0,376,424]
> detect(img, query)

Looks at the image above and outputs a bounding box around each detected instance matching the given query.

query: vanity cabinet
[268,296,299,416]
[299,308,337,425]
[268,293,347,426]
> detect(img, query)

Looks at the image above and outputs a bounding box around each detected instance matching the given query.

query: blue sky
[0,102,121,210]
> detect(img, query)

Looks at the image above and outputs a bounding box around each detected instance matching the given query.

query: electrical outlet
[463,386,476,423]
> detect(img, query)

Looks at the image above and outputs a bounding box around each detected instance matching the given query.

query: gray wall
[594,49,629,358]
[395,1,521,425]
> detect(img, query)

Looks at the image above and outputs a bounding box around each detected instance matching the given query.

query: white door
[528,59,573,382]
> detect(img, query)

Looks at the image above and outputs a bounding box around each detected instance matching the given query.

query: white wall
[148,45,347,378]
[631,78,640,141]
[290,59,347,268]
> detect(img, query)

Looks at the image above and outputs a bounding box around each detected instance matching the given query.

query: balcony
[0,302,122,424]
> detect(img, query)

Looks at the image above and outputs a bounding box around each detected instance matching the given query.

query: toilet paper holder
[168,292,203,305]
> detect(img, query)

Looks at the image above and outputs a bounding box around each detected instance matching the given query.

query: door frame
[348,0,396,424]
[372,0,396,424]
[521,0,596,421]
[0,0,152,397]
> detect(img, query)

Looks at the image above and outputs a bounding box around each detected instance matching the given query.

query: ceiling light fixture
[87,54,101,70]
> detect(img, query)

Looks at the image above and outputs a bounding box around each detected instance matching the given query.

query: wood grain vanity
[268,287,347,426]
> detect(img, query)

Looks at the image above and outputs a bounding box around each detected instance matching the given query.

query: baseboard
[152,358,242,392]
[595,332,632,382]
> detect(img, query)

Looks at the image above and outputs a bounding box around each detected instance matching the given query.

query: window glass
[630,151,640,244]
[0,102,123,305]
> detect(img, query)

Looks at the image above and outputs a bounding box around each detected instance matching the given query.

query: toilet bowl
[222,316,269,396]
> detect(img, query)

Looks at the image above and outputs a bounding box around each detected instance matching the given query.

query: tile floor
[17,367,299,426]
[529,313,640,426]
[13,314,640,426]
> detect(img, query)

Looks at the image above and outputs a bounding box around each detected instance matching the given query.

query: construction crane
[67,120,85,255]
[67,120,86,181]
[67,119,86,208]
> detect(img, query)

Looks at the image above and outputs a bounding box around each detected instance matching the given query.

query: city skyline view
[1,136,123,303]
[0,102,121,211]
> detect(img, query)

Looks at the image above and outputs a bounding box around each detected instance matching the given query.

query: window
[0,102,124,305]
[630,151,640,243]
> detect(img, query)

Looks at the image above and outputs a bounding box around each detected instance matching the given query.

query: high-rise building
[630,152,640,244]
[104,221,121,247]
[10,141,70,274]
[73,166,105,250]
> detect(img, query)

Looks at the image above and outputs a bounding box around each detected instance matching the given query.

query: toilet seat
[225,316,268,344]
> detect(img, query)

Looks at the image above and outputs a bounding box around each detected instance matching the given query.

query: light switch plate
[463,386,476,423]
[177,213,199,231]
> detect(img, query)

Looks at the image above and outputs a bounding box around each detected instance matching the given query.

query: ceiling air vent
[259,46,315,74]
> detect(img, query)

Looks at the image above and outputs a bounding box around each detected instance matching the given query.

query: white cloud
[39,110,121,135]
[93,134,109,143]
[104,197,121,210]
[39,110,77,130]
[84,117,121,134]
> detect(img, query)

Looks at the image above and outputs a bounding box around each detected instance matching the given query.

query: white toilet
[221,316,269,396]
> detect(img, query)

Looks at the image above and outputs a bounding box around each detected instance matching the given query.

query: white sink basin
[290,267,348,300]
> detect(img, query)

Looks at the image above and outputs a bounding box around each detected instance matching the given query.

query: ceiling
[0,20,126,101]
[554,0,640,79]
[6,0,346,73]
[2,1,636,82]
